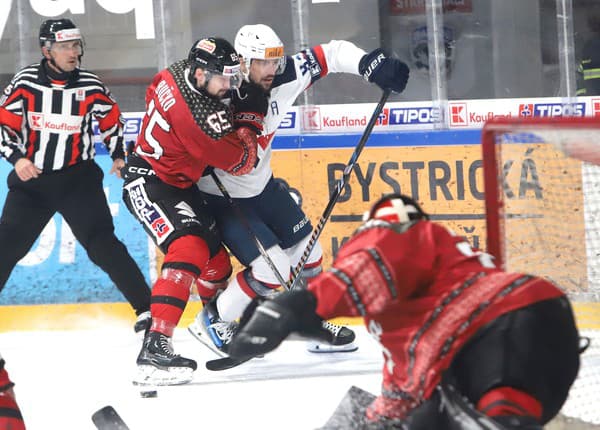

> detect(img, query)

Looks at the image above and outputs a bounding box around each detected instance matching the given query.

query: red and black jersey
[308,219,564,420]
[134,60,254,189]
[0,59,124,171]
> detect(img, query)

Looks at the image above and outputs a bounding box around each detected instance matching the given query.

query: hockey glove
[227,290,323,359]
[359,48,409,94]
[227,127,258,176]
[230,81,269,134]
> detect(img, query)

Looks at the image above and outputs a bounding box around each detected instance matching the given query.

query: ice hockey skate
[187,298,238,358]
[133,331,197,386]
[306,320,358,353]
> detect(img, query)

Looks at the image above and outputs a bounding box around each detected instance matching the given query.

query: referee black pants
[0,160,150,314]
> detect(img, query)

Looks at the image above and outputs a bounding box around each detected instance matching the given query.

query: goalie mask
[188,37,243,90]
[235,24,286,76]
[364,194,429,224]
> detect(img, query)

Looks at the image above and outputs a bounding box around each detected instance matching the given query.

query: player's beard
[258,75,275,92]
[215,88,229,99]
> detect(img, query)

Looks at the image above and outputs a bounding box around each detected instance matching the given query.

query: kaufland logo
[322,115,369,127]
[592,99,600,117]
[449,103,468,126]
[28,113,44,129]
[28,112,82,133]
[518,103,585,117]
[302,106,321,131]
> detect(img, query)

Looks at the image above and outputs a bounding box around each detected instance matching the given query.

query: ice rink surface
[0,323,384,430]
[2,321,599,429]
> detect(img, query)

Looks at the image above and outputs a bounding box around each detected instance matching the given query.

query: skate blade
[306,341,359,353]
[187,321,228,358]
[133,365,194,386]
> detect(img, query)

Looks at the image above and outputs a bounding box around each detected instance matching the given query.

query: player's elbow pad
[227,127,258,176]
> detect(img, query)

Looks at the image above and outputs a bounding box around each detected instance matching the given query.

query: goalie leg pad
[448,296,580,424]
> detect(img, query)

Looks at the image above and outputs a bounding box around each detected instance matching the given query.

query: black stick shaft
[210,171,289,289]
[287,89,391,290]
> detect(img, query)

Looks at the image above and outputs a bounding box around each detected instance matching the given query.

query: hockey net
[482,116,600,426]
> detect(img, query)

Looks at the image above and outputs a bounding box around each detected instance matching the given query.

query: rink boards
[0,129,486,309]
[0,109,599,330]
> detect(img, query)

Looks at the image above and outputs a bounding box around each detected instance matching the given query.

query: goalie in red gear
[227,194,582,429]
[0,354,25,430]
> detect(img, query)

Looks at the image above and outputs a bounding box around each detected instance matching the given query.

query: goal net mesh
[482,117,600,426]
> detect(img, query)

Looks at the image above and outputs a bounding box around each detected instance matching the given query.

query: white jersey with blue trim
[197,40,366,198]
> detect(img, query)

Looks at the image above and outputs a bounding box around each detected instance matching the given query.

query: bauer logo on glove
[359,48,409,94]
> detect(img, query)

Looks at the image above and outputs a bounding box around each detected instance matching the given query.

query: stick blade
[205,356,253,371]
[91,406,130,430]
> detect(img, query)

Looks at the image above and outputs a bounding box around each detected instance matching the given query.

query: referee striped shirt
[0,59,125,171]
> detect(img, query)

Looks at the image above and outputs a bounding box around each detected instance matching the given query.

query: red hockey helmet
[365,193,428,224]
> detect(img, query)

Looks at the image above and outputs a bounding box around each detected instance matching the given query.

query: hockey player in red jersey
[0,354,25,430]
[122,37,268,385]
[226,194,582,429]
[190,23,410,357]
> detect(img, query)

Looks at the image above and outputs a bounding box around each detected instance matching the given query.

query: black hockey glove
[230,81,269,134]
[227,290,323,359]
[359,48,409,94]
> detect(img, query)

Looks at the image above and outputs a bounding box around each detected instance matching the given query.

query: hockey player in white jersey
[189,24,409,357]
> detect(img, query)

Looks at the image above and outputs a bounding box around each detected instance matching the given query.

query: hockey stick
[91,406,130,430]
[287,89,391,290]
[209,171,289,289]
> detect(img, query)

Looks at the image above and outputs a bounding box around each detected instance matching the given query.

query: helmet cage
[203,69,243,90]
[248,55,286,75]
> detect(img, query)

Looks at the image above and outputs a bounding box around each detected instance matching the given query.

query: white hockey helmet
[234,24,286,74]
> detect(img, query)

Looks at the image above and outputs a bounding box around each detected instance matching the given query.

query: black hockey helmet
[39,19,82,48]
[188,37,242,89]
[364,193,429,224]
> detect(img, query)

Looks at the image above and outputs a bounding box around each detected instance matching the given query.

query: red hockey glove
[359,48,409,94]
[230,81,269,134]
[227,127,258,176]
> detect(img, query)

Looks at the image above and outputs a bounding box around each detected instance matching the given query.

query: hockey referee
[0,18,151,330]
